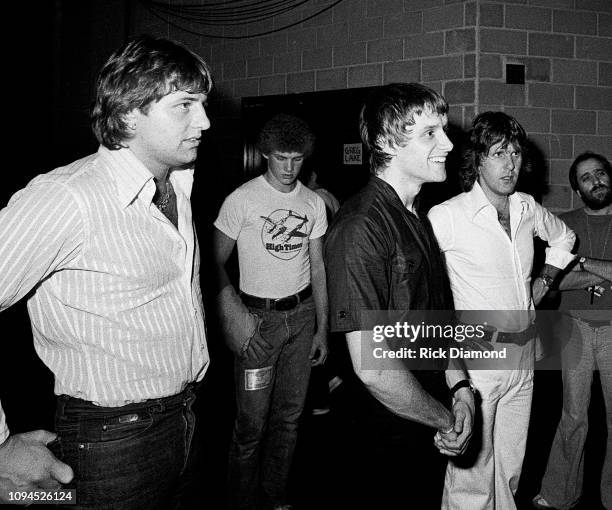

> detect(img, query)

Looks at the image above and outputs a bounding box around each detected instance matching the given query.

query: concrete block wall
[132,0,612,212]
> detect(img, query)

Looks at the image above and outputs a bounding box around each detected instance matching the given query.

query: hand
[0,431,74,504]
[216,286,259,355]
[434,388,475,456]
[532,277,549,306]
[456,336,494,352]
[309,329,328,366]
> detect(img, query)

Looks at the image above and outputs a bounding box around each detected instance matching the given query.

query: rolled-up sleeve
[533,200,576,269]
[0,402,8,445]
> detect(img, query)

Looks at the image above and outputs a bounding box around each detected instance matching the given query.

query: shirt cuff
[0,402,9,445]
[545,247,576,270]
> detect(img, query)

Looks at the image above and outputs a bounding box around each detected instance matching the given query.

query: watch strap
[450,379,474,398]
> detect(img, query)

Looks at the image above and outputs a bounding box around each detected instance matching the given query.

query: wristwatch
[578,256,587,271]
[450,379,476,399]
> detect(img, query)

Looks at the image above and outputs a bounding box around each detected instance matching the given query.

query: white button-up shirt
[0,147,209,444]
[428,182,575,339]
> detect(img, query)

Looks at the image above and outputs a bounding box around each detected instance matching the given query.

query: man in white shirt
[428,111,576,510]
[213,114,328,510]
[0,35,212,508]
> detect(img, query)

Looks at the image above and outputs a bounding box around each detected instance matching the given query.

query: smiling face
[575,158,612,210]
[262,151,305,193]
[127,90,210,177]
[391,109,453,185]
[477,140,522,202]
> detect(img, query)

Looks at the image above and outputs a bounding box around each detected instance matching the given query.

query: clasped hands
[434,389,475,457]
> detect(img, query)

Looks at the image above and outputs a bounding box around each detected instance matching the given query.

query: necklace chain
[155,180,172,212]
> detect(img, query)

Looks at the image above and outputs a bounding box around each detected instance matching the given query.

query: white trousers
[442,369,534,510]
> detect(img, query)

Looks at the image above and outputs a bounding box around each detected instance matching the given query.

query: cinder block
[576,0,612,13]
[404,32,445,58]
[303,6,333,28]
[333,0,367,23]
[547,159,573,184]
[445,28,476,54]
[480,54,503,78]
[480,2,503,27]
[552,109,597,134]
[481,29,527,55]
[334,42,367,66]
[302,48,333,70]
[274,52,302,73]
[529,33,574,58]
[422,4,464,30]
[577,36,612,61]
[234,78,259,98]
[575,135,612,156]
[530,133,573,158]
[223,60,247,81]
[447,105,464,127]
[464,54,476,78]
[384,60,421,83]
[465,2,477,26]
[367,38,403,63]
[511,57,551,82]
[528,83,573,107]
[600,63,612,86]
[317,23,349,48]
[422,56,463,81]
[349,16,384,42]
[599,13,612,37]
[348,64,382,88]
[506,5,552,32]
[404,0,443,12]
[505,107,551,132]
[444,80,476,104]
[553,10,597,35]
[260,75,286,96]
[552,59,597,85]
[367,0,403,17]
[542,185,572,210]
[247,56,273,77]
[234,39,261,59]
[384,13,422,38]
[598,111,612,135]
[480,80,526,106]
[316,68,347,90]
[260,34,289,56]
[576,86,612,110]
[529,0,573,8]
[287,71,315,93]
[288,28,316,52]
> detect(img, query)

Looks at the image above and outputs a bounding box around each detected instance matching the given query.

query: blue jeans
[228,297,315,510]
[49,384,199,510]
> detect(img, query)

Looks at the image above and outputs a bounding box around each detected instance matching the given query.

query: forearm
[346,331,453,430]
[310,265,328,333]
[580,257,612,282]
[558,268,604,290]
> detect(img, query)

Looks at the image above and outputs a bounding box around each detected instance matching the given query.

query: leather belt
[480,323,538,347]
[240,285,312,311]
[569,315,612,329]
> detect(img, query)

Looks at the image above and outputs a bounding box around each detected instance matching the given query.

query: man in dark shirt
[324,83,475,508]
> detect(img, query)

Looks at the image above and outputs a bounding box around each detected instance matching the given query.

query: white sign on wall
[343,143,362,165]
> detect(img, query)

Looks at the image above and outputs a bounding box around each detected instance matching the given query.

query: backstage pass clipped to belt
[240,285,312,312]
[480,322,538,347]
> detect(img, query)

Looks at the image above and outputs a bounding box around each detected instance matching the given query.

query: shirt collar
[97,146,194,207]
[466,181,528,219]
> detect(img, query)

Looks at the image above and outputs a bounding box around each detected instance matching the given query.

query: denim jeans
[49,384,199,510]
[228,297,315,510]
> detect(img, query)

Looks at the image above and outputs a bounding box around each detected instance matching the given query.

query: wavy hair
[91,35,213,150]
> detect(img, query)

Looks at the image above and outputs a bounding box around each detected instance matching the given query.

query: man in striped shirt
[0,35,212,509]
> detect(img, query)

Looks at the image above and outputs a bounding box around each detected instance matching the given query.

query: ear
[575,189,582,198]
[262,153,269,160]
[123,110,138,132]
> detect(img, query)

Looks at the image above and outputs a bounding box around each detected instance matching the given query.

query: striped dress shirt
[0,147,209,444]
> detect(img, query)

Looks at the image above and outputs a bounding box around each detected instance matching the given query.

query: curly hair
[92,34,213,150]
[568,151,611,191]
[459,111,528,192]
[359,83,449,175]
[256,113,315,157]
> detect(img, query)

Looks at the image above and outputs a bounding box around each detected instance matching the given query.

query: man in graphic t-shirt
[213,113,328,510]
